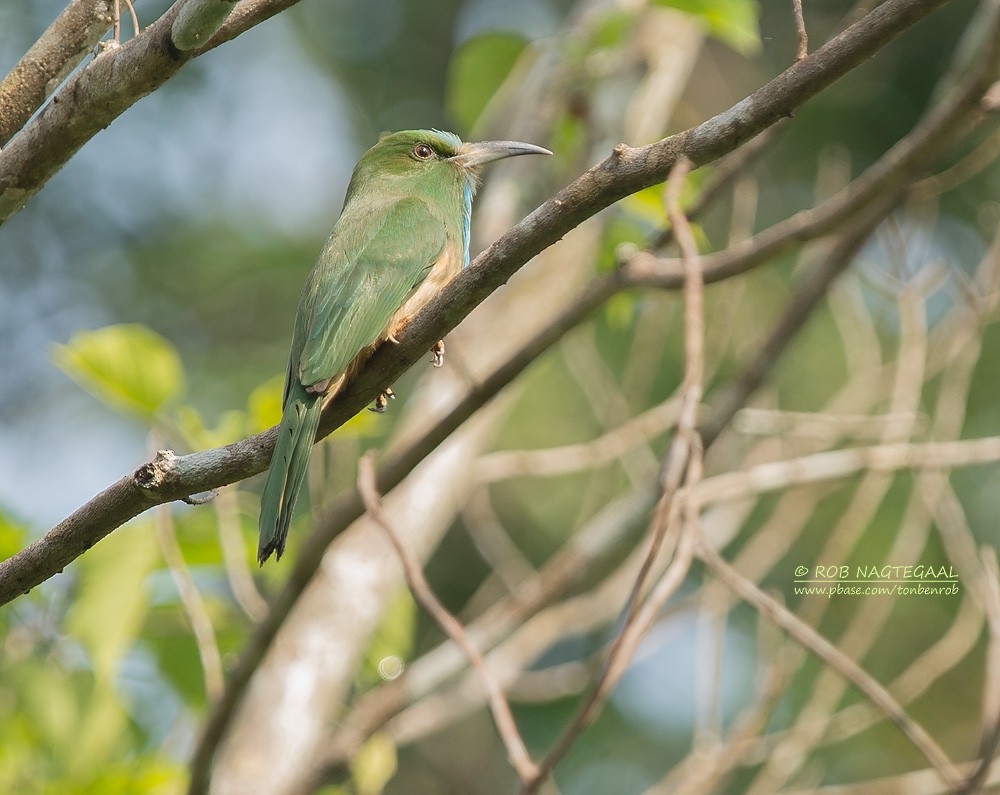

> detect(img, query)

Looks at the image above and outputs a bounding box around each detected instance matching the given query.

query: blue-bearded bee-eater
[257,129,550,564]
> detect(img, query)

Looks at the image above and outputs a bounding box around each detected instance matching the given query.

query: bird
[257,129,551,564]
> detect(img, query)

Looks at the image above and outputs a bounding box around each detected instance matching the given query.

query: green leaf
[246,374,286,435]
[446,32,528,132]
[52,324,186,421]
[65,520,158,769]
[621,184,668,227]
[605,292,637,330]
[175,404,247,449]
[67,520,158,681]
[653,0,760,55]
[357,588,416,691]
[0,512,26,560]
[590,9,633,50]
[350,733,397,795]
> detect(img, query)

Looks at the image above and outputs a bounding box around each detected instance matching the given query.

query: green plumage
[257,129,550,564]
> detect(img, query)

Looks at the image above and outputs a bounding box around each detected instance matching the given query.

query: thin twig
[125,0,140,38]
[958,547,1000,793]
[213,487,268,622]
[475,397,680,482]
[520,157,706,794]
[522,460,699,794]
[792,0,810,61]
[154,504,224,702]
[356,453,539,785]
[693,434,1000,506]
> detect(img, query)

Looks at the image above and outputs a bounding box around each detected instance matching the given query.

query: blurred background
[2,0,999,792]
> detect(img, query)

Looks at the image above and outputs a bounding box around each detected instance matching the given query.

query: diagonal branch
[0,0,300,224]
[356,453,539,785]
[0,0,116,146]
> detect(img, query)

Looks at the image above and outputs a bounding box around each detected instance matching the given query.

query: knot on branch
[611,142,631,160]
[133,449,179,491]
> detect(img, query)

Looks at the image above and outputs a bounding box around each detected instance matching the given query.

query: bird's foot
[369,387,396,413]
[430,339,445,368]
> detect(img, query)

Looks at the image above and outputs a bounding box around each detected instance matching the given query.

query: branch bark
[0,0,298,223]
[0,0,115,147]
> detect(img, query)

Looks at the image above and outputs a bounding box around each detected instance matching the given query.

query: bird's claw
[430,339,445,368]
[369,387,396,413]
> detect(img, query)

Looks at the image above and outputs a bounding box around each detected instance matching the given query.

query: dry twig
[154,504,224,702]
[792,0,810,60]
[356,453,539,785]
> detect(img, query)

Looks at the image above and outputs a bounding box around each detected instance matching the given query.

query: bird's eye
[413,143,435,160]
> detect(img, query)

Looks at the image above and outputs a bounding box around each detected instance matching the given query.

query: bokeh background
[2,0,999,792]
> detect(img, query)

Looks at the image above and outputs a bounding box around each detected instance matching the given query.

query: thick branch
[0,0,298,224]
[0,0,115,147]
[172,0,240,51]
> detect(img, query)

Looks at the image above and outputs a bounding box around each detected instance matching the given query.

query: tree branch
[0,0,299,224]
[0,0,115,147]
[356,454,540,785]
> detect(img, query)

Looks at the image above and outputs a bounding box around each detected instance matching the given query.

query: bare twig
[213,487,268,622]
[519,157,706,794]
[154,504,224,702]
[792,0,810,60]
[958,547,1000,793]
[356,453,539,785]
[475,397,680,482]
[910,128,1000,199]
[693,435,1000,505]
[522,460,699,794]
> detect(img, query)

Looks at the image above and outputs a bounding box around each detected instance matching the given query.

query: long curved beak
[451,139,552,169]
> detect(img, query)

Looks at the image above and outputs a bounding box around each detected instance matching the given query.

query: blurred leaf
[65,521,158,768]
[68,691,128,779]
[357,587,416,691]
[597,214,647,272]
[621,184,668,227]
[246,374,285,434]
[0,512,26,559]
[351,733,397,795]
[590,9,633,50]
[18,666,80,753]
[605,292,637,330]
[175,404,247,449]
[653,0,761,55]
[67,521,158,680]
[52,324,186,421]
[447,32,528,132]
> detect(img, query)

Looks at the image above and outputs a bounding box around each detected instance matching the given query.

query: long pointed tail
[257,384,323,564]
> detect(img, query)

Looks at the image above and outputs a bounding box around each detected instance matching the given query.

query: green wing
[292,196,447,390]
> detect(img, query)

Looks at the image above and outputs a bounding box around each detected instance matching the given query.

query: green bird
[258,129,551,564]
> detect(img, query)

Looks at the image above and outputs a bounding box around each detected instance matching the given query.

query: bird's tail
[257,382,323,564]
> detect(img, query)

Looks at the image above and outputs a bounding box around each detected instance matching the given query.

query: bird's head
[349,129,551,197]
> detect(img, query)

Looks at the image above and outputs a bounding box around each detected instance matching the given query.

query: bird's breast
[387,244,464,338]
